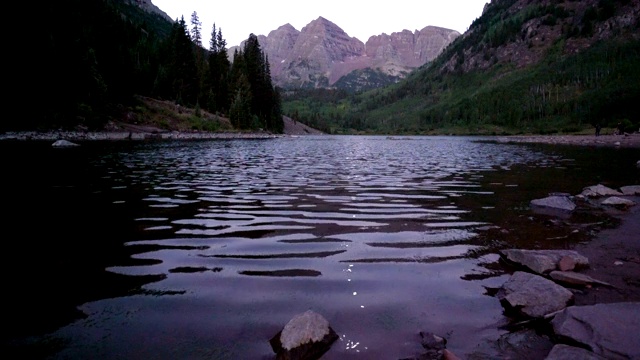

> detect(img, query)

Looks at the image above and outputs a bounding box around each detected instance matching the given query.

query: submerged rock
[549,271,612,287]
[545,344,606,359]
[530,196,576,212]
[497,271,574,318]
[270,310,338,360]
[551,302,640,359]
[403,331,460,360]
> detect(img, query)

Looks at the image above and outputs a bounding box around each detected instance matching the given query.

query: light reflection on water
[32,135,629,359]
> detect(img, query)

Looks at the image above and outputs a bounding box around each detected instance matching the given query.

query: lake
[3,135,639,359]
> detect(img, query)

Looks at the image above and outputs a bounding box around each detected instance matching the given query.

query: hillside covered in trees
[13,0,283,133]
[11,0,640,136]
[283,0,640,135]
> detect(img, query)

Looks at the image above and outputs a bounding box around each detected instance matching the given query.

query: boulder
[620,185,640,195]
[580,184,622,197]
[497,271,574,318]
[544,344,606,359]
[500,249,589,275]
[551,302,640,359]
[270,310,339,360]
[601,196,636,209]
[530,196,576,212]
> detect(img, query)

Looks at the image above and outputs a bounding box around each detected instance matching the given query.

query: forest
[12,0,283,133]
[10,0,640,136]
[283,0,640,135]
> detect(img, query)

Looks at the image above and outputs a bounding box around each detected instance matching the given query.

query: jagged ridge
[229,17,460,90]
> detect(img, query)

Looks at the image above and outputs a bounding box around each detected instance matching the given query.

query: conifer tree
[190,11,202,47]
[167,16,199,106]
[207,24,231,114]
[229,73,252,129]
[233,34,283,132]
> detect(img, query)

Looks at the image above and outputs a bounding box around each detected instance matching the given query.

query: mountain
[127,0,172,21]
[311,0,640,135]
[229,17,460,91]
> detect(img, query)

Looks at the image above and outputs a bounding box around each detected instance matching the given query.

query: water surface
[4,135,638,359]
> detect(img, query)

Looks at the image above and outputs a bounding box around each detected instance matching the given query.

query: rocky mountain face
[229,17,460,90]
[440,0,640,74]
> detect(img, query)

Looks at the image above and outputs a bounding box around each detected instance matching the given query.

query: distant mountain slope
[127,0,172,21]
[229,17,459,90]
[344,0,640,135]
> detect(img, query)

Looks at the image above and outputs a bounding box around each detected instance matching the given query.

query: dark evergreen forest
[13,0,283,133]
[12,0,639,136]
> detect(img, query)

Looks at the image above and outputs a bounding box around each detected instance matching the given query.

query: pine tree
[237,34,283,132]
[190,11,202,47]
[229,73,252,129]
[167,16,199,106]
[207,24,231,114]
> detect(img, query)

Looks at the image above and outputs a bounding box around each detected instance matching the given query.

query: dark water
[3,135,639,359]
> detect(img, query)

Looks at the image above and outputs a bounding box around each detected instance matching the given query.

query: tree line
[12,0,282,133]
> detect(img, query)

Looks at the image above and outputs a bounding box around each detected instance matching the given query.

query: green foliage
[333,68,405,93]
[280,0,640,135]
[356,38,640,135]
[188,115,220,132]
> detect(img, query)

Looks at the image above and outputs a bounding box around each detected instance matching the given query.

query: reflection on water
[4,135,638,359]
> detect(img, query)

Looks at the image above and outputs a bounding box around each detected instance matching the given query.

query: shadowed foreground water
[3,135,639,359]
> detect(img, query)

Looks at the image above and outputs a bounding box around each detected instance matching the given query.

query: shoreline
[495,133,640,148]
[2,131,640,148]
[0,130,286,142]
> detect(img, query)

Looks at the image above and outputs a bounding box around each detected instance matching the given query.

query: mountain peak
[229,17,459,90]
[302,16,344,34]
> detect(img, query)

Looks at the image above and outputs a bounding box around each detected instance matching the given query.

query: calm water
[3,135,639,359]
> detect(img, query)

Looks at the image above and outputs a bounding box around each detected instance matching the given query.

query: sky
[151,0,488,48]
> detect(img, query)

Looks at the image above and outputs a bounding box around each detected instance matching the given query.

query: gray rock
[549,271,612,287]
[498,271,574,318]
[557,256,576,271]
[52,139,80,147]
[530,196,576,212]
[581,184,623,197]
[620,185,640,195]
[417,331,447,360]
[602,196,636,208]
[270,310,339,360]
[551,302,640,359]
[545,344,606,360]
[501,249,589,275]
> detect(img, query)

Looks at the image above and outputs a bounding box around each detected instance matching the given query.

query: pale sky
[151,0,488,48]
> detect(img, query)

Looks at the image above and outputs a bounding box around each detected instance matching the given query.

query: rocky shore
[260,140,640,360]
[495,133,640,148]
[0,129,285,142]
[0,115,324,142]
[484,183,640,360]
